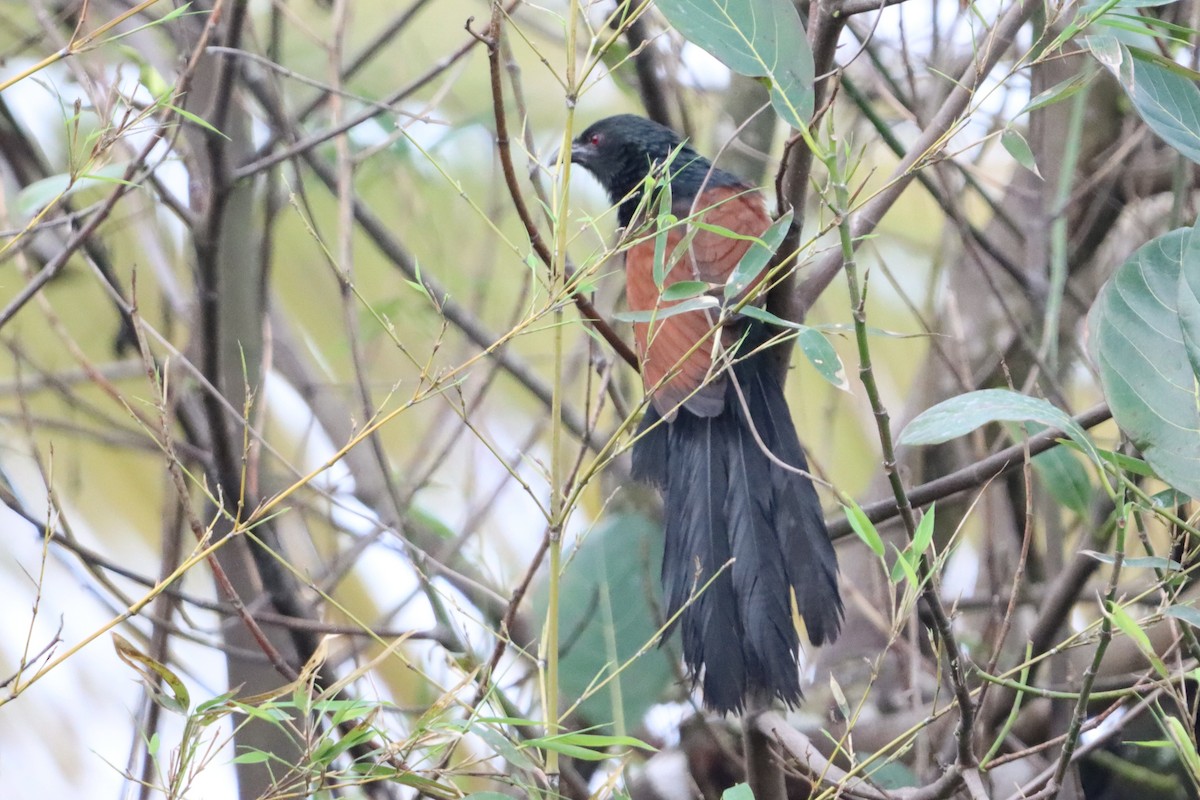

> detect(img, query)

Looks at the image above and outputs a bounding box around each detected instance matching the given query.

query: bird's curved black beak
[547,140,592,171]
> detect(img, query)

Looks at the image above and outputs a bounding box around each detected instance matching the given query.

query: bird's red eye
[589,132,603,146]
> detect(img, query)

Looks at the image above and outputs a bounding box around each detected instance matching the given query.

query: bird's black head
[570,114,742,227]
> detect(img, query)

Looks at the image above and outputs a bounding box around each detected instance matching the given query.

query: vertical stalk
[1046,504,1125,798]
[543,0,581,789]
[825,142,976,770]
[1041,80,1089,371]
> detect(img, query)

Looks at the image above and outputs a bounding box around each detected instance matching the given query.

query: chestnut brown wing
[624,187,772,418]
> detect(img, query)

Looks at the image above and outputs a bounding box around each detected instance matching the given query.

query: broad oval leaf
[898,389,1095,461]
[1092,39,1200,164]
[1179,228,1200,378]
[531,512,673,730]
[655,0,814,128]
[1087,227,1200,498]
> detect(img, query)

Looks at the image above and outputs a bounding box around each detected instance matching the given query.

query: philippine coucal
[569,114,842,714]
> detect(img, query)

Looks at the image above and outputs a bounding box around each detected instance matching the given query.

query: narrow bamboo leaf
[652,183,673,289]
[1108,601,1168,678]
[1165,605,1200,630]
[1081,551,1181,571]
[796,327,848,390]
[1007,421,1092,515]
[474,727,537,770]
[660,280,711,301]
[1164,715,1200,781]
[524,736,615,761]
[1151,488,1192,507]
[613,296,719,323]
[1061,441,1157,478]
[231,750,272,764]
[738,306,848,390]
[724,210,793,300]
[1016,72,1096,117]
[655,0,814,129]
[112,633,190,714]
[543,732,655,751]
[889,544,919,586]
[15,161,132,219]
[843,499,884,559]
[1001,128,1043,178]
[912,504,936,557]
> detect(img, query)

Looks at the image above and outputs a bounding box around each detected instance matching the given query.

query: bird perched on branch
[569,114,842,714]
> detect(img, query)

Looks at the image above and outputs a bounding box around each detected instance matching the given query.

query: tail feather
[737,361,843,647]
[632,327,842,713]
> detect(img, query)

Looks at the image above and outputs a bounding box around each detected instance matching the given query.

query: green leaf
[524,736,616,761]
[1082,551,1181,571]
[1179,225,1200,378]
[1151,488,1192,507]
[1087,227,1200,498]
[898,389,1097,464]
[863,754,919,789]
[653,183,674,289]
[737,307,848,390]
[539,732,655,751]
[911,504,936,557]
[1016,72,1096,117]
[725,210,793,300]
[1164,714,1200,782]
[531,512,674,730]
[1006,421,1093,515]
[231,750,272,764]
[612,295,719,323]
[1165,605,1200,630]
[889,544,919,586]
[15,161,133,219]
[1001,128,1042,179]
[843,499,884,559]
[660,280,711,301]
[1108,601,1168,678]
[655,0,814,129]
[1092,40,1200,164]
[474,726,538,771]
[721,784,755,800]
[112,633,190,715]
[795,326,848,391]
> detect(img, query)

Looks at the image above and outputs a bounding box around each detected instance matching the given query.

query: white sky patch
[677,42,732,91]
[0,59,76,169]
[941,540,980,600]
[1080,704,1127,747]
[0,434,248,799]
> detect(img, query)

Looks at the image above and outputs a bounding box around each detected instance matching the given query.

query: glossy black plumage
[571,115,842,713]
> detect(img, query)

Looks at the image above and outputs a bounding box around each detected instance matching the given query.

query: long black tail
[632,333,842,714]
